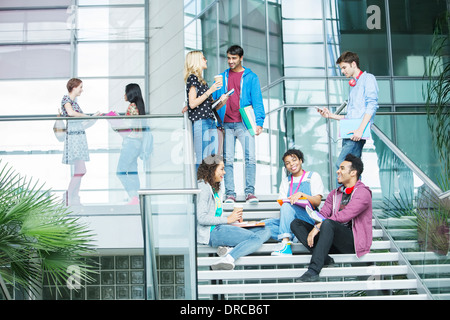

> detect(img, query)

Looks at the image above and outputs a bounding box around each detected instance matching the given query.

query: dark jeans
[290,219,355,274]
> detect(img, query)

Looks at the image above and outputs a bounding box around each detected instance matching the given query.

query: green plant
[0,161,96,298]
[424,10,450,188]
[416,187,450,255]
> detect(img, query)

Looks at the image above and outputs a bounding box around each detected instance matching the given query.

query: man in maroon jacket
[291,154,373,282]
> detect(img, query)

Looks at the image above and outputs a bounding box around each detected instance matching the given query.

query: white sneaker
[217,246,232,257]
[211,255,235,270]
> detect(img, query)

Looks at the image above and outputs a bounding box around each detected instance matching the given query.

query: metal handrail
[0,114,183,122]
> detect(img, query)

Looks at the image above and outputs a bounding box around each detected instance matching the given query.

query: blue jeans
[223,122,256,197]
[336,138,366,187]
[193,118,218,170]
[209,225,271,260]
[265,203,315,241]
[117,137,142,198]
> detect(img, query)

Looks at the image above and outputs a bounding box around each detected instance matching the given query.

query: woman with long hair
[184,51,228,170]
[116,83,146,205]
[196,154,271,270]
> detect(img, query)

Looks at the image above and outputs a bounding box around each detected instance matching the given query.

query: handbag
[53,108,66,142]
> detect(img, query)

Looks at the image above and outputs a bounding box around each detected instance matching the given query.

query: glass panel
[79,0,145,5]
[242,0,268,87]
[331,0,389,76]
[78,42,145,77]
[0,0,71,8]
[0,79,67,115]
[283,44,326,77]
[78,7,145,41]
[0,9,70,43]
[140,191,198,299]
[389,0,448,76]
[284,79,327,105]
[0,115,186,206]
[267,1,284,82]
[281,0,322,19]
[0,45,70,80]
[393,79,427,104]
[201,4,219,81]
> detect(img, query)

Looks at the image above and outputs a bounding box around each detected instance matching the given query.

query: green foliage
[0,161,96,297]
[424,11,450,187]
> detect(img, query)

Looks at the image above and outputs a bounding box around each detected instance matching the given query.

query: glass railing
[0,114,192,207]
[139,188,200,300]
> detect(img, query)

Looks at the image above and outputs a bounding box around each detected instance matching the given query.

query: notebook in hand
[339,118,372,140]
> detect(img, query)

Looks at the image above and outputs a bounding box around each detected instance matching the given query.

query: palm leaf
[0,160,97,297]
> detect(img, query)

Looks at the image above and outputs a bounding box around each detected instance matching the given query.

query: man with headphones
[318,51,379,187]
[290,154,373,282]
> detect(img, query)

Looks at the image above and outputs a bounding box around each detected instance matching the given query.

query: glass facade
[184,0,449,193]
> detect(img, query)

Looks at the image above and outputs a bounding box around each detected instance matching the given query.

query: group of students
[196,152,373,282]
[193,49,379,282]
[60,78,147,206]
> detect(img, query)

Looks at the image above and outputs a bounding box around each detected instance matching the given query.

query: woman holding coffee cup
[196,155,271,270]
[183,51,229,170]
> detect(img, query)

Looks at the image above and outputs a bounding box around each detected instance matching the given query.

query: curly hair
[197,154,223,193]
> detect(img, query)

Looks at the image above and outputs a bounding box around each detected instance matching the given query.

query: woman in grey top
[196,154,271,270]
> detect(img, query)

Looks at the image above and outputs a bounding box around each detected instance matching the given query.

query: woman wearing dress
[61,78,99,205]
[116,83,146,205]
[184,51,228,170]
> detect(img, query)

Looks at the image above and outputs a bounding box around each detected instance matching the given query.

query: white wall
[148,0,186,114]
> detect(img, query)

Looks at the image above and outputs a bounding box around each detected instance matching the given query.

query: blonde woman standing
[184,51,228,170]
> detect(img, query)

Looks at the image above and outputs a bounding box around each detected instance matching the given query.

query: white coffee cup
[214,75,223,89]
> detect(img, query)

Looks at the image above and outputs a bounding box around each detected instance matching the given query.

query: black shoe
[295,270,319,282]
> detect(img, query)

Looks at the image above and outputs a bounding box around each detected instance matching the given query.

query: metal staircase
[197,197,434,300]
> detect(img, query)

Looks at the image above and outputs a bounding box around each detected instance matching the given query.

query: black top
[186,74,215,122]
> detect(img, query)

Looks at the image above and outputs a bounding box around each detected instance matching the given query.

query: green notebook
[239,105,257,136]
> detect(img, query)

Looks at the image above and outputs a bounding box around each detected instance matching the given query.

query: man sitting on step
[290,154,373,282]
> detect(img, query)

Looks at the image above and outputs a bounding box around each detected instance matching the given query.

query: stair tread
[197,252,400,266]
[198,279,418,295]
[198,265,409,280]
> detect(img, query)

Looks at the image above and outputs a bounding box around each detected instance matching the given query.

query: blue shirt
[345,71,379,124]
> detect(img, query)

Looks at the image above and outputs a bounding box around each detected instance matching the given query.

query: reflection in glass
[389,0,448,76]
[284,80,327,105]
[78,7,145,41]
